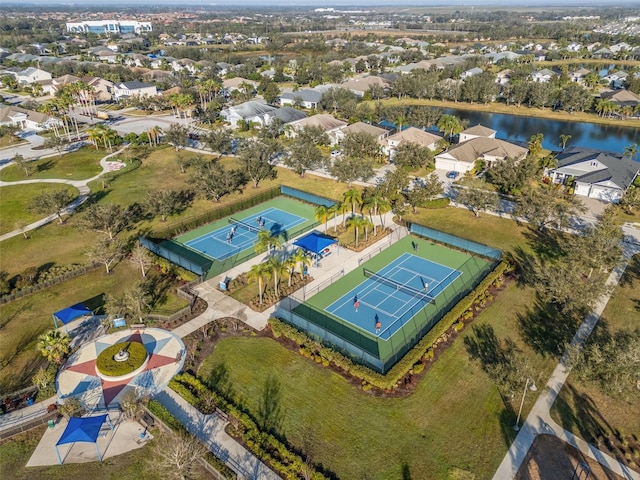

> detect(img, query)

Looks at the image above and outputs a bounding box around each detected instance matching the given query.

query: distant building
[0,105,62,132]
[113,81,157,101]
[66,20,152,35]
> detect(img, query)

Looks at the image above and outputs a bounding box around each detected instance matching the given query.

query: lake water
[439,108,640,155]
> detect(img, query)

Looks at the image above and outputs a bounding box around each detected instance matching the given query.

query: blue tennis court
[325,253,462,339]
[184,207,306,260]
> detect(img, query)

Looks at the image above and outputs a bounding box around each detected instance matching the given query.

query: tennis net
[228,217,262,234]
[363,268,431,300]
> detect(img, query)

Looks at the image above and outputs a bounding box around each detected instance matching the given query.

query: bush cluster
[170,373,330,480]
[271,261,510,391]
[96,341,147,376]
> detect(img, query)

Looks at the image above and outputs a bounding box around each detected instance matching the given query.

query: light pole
[513,377,537,431]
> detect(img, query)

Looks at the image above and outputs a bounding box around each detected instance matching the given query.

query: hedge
[169,373,331,480]
[271,261,510,391]
[96,341,147,376]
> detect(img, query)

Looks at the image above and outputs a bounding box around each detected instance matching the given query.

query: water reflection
[439,108,640,155]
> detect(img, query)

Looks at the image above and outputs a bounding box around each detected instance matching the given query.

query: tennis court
[325,253,462,339]
[183,207,306,260]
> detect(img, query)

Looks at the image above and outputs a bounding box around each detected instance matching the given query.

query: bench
[130,323,146,330]
[140,412,155,429]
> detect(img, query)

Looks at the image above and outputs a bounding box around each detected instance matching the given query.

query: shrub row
[0,263,100,304]
[170,373,330,480]
[271,261,510,391]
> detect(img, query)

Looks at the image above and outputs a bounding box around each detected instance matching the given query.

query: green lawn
[550,254,640,444]
[199,281,555,480]
[0,148,105,182]
[0,184,78,235]
[0,135,27,149]
[0,262,187,395]
[0,426,161,480]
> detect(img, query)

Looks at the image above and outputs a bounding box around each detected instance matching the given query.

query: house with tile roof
[435,137,528,173]
[335,122,389,144]
[548,147,639,202]
[285,113,347,145]
[458,124,497,143]
[0,105,62,131]
[600,89,640,109]
[113,81,157,101]
[382,127,441,159]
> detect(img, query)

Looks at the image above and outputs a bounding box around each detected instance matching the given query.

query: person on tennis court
[226,232,231,243]
[375,314,381,333]
[353,294,359,312]
[230,225,236,236]
[413,241,418,252]
[256,216,261,224]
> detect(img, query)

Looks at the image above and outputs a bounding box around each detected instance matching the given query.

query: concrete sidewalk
[155,388,279,480]
[492,243,640,480]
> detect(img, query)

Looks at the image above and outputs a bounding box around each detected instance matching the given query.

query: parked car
[446,171,459,179]
[331,150,341,157]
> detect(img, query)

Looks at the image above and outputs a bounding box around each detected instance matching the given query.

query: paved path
[492,242,640,480]
[154,388,280,480]
[0,147,128,242]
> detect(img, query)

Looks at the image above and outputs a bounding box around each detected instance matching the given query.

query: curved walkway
[0,147,128,242]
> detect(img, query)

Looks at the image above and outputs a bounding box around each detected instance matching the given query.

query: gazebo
[55,414,113,464]
[293,231,338,266]
[52,303,93,331]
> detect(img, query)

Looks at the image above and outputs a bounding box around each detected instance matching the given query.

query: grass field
[200,279,554,480]
[550,254,640,444]
[0,426,161,480]
[0,148,104,182]
[0,184,78,235]
[0,263,188,395]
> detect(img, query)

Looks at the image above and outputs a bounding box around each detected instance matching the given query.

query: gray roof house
[548,147,639,203]
[219,100,277,128]
[271,107,307,125]
[435,137,528,173]
[278,89,323,109]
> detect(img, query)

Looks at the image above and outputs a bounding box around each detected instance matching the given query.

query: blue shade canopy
[56,414,108,446]
[53,303,92,325]
[293,232,337,255]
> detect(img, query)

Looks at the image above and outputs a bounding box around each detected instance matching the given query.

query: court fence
[407,222,502,261]
[151,186,281,240]
[280,185,337,207]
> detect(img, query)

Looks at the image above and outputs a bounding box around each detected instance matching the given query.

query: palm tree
[37,330,71,364]
[362,189,384,236]
[285,254,297,287]
[343,188,362,216]
[255,229,282,254]
[624,143,638,160]
[436,114,463,142]
[247,262,272,305]
[328,202,341,233]
[339,200,350,229]
[267,256,287,297]
[559,134,571,150]
[87,125,104,150]
[376,197,392,230]
[347,215,368,247]
[293,248,311,277]
[314,205,330,233]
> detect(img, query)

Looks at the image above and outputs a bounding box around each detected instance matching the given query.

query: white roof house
[278,89,323,109]
[14,67,52,85]
[458,124,497,143]
[0,105,62,132]
[113,81,158,101]
[220,100,277,128]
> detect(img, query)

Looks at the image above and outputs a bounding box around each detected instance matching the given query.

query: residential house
[610,42,632,54]
[548,147,639,202]
[83,77,115,103]
[0,105,62,131]
[266,107,307,126]
[335,122,389,144]
[461,67,483,79]
[219,100,277,128]
[570,68,591,84]
[593,47,613,59]
[458,124,497,143]
[382,127,441,160]
[340,75,391,97]
[222,77,258,93]
[285,113,347,145]
[435,137,527,173]
[484,51,521,64]
[113,81,158,101]
[495,69,513,85]
[567,42,582,52]
[92,48,118,63]
[278,89,323,109]
[603,70,628,89]
[600,89,640,109]
[14,67,51,85]
[531,68,557,83]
